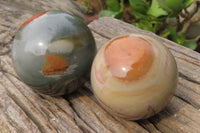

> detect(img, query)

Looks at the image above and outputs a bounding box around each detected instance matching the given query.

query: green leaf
[99,0,124,19]
[114,0,125,19]
[129,0,150,15]
[134,20,158,33]
[166,27,187,45]
[177,34,185,45]
[99,10,118,18]
[84,1,93,14]
[107,0,120,12]
[147,0,168,17]
[182,0,194,8]
[165,0,184,11]
[157,0,183,12]
[167,27,178,42]
[119,0,125,12]
[157,0,172,12]
[183,41,197,50]
[157,0,194,15]
[160,30,170,38]
[130,10,161,21]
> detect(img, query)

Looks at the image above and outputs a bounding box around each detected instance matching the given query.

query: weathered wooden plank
[175,77,200,108]
[150,96,200,133]
[0,1,200,132]
[0,0,87,21]
[0,4,32,56]
[138,120,161,133]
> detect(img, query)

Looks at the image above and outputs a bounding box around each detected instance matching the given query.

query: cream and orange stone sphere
[91,34,178,120]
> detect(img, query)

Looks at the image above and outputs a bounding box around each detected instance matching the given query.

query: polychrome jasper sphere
[91,34,178,120]
[12,11,96,96]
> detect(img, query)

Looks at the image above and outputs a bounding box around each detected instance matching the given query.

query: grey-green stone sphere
[12,11,96,96]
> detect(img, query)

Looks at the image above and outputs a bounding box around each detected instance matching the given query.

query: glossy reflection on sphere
[12,11,96,96]
[91,34,178,120]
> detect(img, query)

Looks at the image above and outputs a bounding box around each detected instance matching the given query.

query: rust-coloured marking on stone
[20,11,47,29]
[42,54,68,75]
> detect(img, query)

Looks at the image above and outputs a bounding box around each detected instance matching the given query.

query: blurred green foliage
[99,0,197,50]
[84,1,94,14]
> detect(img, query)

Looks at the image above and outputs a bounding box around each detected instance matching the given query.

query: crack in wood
[179,72,200,85]
[90,110,113,133]
[175,82,200,109]
[174,94,197,110]
[0,85,41,133]
[66,97,96,133]
[52,102,81,130]
[2,83,45,133]
[2,74,57,133]
[77,88,149,133]
[5,76,84,133]
[136,122,151,133]
[150,123,162,133]
[149,109,189,133]
[178,81,200,95]
[5,74,49,117]
[175,56,200,67]
[164,105,200,129]
[80,88,138,133]
[0,94,28,133]
[138,120,162,133]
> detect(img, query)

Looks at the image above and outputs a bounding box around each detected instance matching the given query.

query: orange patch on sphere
[20,11,47,29]
[104,35,154,81]
[42,54,68,75]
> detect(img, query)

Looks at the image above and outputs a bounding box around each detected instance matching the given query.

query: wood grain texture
[0,1,200,132]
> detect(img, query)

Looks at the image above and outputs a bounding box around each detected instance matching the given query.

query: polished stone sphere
[91,34,178,120]
[12,11,96,96]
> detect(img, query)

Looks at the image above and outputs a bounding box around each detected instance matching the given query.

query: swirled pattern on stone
[91,34,178,120]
